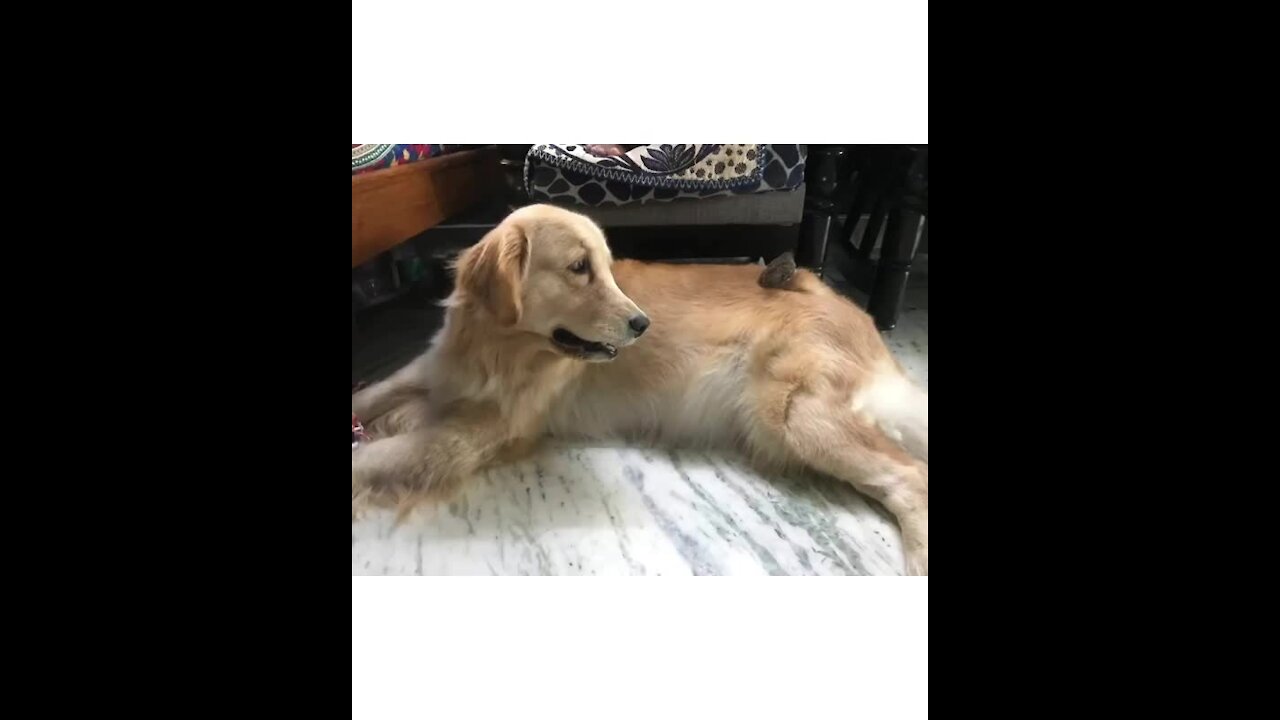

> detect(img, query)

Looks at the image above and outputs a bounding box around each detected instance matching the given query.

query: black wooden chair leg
[858,200,888,262]
[797,210,832,277]
[868,208,924,331]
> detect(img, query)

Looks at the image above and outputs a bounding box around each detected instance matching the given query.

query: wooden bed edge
[351,147,499,267]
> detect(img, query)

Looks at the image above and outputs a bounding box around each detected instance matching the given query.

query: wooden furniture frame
[351,147,499,267]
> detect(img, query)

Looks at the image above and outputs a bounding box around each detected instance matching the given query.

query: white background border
[353,579,928,719]
[353,1,928,142]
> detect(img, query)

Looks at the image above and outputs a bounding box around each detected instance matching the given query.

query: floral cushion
[351,144,482,176]
[525,144,806,207]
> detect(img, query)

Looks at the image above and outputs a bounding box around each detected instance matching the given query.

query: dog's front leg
[351,406,528,520]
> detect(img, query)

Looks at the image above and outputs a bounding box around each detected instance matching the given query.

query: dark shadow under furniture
[393,198,802,295]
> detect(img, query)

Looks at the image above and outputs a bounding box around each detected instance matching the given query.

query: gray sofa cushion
[558,185,805,227]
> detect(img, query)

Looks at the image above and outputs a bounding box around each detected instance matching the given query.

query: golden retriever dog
[352,205,929,575]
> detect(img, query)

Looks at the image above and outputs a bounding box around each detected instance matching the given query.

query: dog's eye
[569,258,589,274]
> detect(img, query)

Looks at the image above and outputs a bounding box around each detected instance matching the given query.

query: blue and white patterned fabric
[525,144,807,207]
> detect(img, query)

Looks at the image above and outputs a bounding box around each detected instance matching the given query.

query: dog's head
[453,204,649,361]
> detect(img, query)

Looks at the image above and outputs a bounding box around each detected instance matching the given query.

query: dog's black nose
[629,315,650,336]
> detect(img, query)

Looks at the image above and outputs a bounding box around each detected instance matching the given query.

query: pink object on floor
[353,413,370,450]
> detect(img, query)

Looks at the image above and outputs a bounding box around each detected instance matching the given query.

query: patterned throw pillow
[351,144,441,175]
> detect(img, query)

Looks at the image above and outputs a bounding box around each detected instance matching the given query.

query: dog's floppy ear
[455,223,530,325]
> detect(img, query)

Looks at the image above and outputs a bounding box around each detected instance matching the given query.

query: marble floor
[352,271,927,576]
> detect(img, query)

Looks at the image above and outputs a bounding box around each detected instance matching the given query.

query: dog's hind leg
[753,377,929,575]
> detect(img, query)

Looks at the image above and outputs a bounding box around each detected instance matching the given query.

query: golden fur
[352,205,929,574]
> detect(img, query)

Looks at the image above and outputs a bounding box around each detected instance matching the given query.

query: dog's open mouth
[551,328,617,359]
